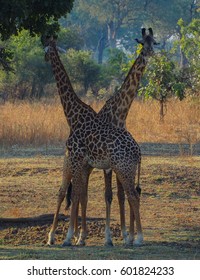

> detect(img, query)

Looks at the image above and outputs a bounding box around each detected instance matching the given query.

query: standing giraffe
[46,28,157,246]
[44,37,127,246]
[64,27,157,245]
[93,27,158,241]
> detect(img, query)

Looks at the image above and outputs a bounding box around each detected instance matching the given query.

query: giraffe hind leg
[116,168,143,246]
[65,181,72,210]
[117,176,128,245]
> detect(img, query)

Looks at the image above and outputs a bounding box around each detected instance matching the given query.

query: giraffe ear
[148,28,160,45]
[148,28,153,37]
[142,28,146,37]
[56,46,66,54]
[135,38,144,45]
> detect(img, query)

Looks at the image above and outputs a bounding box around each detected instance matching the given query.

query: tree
[58,26,84,51]
[176,18,200,93]
[0,0,74,70]
[0,47,13,71]
[138,51,186,122]
[0,30,53,99]
[64,49,101,95]
[62,0,200,65]
[69,0,142,57]
[0,0,74,40]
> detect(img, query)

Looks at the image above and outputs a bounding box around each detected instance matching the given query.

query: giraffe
[64,27,157,245]
[44,37,127,246]
[93,27,158,241]
[46,27,157,246]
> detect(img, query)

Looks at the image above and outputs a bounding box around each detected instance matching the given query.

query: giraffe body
[63,121,142,246]
[67,122,141,171]
[45,39,126,246]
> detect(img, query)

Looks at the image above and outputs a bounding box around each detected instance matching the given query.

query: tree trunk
[30,79,36,99]
[97,32,106,64]
[159,99,165,123]
[180,46,188,69]
[107,20,116,48]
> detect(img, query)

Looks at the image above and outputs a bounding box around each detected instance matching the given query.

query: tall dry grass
[126,99,200,145]
[0,100,68,147]
[0,98,200,148]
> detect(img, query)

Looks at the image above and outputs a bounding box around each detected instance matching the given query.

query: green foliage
[0,1,199,100]
[177,18,200,91]
[58,27,84,50]
[0,47,13,71]
[121,45,142,74]
[70,0,143,50]
[0,0,74,71]
[0,0,74,40]
[64,49,101,95]
[139,51,186,101]
[106,48,128,80]
[0,30,53,99]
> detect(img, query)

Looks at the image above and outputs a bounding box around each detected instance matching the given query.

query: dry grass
[0,99,68,146]
[126,99,200,145]
[0,98,200,148]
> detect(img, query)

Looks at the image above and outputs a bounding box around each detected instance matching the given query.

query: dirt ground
[0,144,200,259]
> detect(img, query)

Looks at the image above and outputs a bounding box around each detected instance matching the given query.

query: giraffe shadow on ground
[0,213,105,229]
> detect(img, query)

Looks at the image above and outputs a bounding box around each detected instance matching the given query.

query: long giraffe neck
[48,47,95,130]
[98,50,148,128]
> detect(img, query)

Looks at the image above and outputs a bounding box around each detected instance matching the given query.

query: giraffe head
[135,28,159,56]
[44,36,66,62]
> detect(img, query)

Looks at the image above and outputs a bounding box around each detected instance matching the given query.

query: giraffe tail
[65,181,72,210]
[136,159,142,196]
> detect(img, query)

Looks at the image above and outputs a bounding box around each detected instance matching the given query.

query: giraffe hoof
[133,241,143,246]
[76,240,86,246]
[134,234,144,246]
[124,241,133,248]
[104,241,114,247]
[62,240,72,247]
[47,241,54,246]
[47,233,55,245]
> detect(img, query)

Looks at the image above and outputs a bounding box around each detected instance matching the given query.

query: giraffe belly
[87,157,110,169]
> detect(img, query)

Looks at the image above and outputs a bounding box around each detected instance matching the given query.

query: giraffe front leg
[73,202,80,244]
[62,198,79,246]
[48,154,72,245]
[47,186,66,245]
[104,169,113,246]
[76,194,87,246]
[76,168,91,246]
